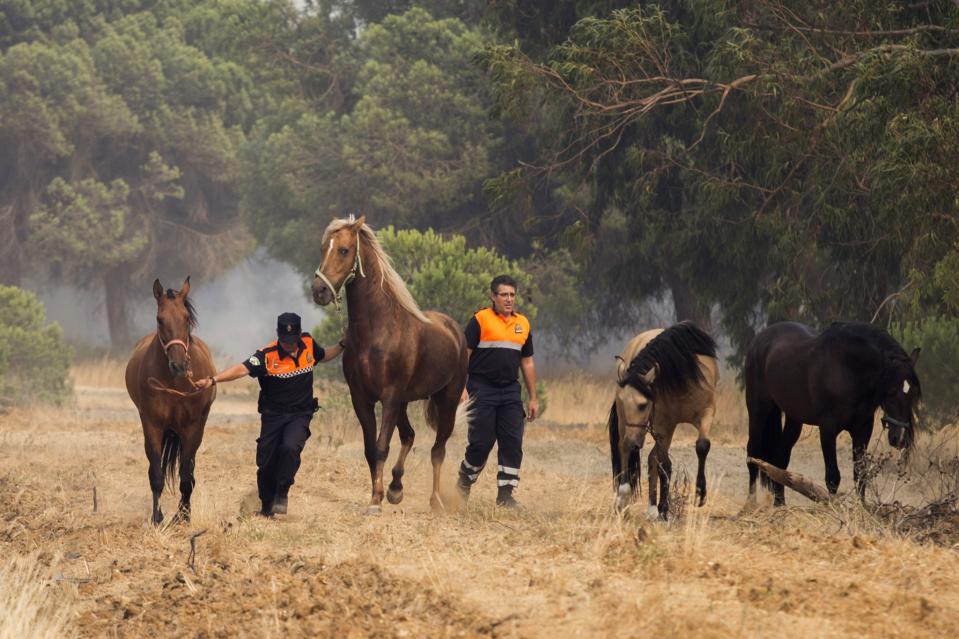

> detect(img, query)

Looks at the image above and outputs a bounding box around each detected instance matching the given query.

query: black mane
[824,321,920,400]
[165,288,198,329]
[622,321,717,399]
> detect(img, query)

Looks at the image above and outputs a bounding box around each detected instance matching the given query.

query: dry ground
[2,363,959,638]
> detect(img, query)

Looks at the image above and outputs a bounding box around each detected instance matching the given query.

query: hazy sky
[33,251,329,362]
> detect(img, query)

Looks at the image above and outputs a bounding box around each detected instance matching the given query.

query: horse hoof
[430,495,446,513]
[615,484,631,512]
[646,505,660,520]
[386,488,403,505]
[365,505,382,516]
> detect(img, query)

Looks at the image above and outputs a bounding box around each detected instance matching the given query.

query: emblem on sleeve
[248,356,260,366]
[515,324,524,333]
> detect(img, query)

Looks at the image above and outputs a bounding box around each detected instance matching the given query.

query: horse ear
[352,215,366,228]
[153,279,163,300]
[615,355,627,382]
[180,276,191,298]
[910,347,921,366]
[641,365,657,386]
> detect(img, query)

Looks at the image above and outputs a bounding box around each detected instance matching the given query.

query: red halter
[158,333,191,366]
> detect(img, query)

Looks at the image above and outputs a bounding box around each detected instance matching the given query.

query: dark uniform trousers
[459,378,525,488]
[257,411,312,504]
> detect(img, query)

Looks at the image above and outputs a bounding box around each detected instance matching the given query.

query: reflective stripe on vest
[474,307,530,351]
[263,336,316,378]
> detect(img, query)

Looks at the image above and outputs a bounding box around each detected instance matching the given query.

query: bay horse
[125,277,216,524]
[744,321,920,504]
[607,322,718,519]
[311,216,469,514]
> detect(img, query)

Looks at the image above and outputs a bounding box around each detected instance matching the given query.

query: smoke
[29,250,328,362]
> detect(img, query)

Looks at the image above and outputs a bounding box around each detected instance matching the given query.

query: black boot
[496,485,520,509]
[456,474,472,501]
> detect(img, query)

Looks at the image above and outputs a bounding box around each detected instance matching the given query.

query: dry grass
[0,556,74,639]
[3,371,959,637]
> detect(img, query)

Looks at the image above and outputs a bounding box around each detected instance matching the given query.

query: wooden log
[747,457,831,503]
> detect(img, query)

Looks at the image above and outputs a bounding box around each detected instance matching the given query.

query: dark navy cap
[276,312,302,343]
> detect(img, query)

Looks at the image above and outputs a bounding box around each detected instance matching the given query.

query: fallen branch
[187,529,208,572]
[748,457,832,503]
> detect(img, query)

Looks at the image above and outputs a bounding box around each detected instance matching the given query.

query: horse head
[615,361,658,451]
[153,277,196,377]
[312,215,366,309]
[880,347,921,450]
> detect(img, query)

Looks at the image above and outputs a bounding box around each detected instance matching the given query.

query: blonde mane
[322,219,431,324]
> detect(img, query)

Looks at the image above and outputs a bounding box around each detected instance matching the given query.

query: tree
[482,0,959,361]
[0,285,72,407]
[1,2,266,346]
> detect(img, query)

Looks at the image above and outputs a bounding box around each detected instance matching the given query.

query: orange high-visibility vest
[262,336,317,378]
[474,307,531,353]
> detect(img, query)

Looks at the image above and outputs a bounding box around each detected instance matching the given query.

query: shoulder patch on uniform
[248,356,261,366]
[515,324,524,333]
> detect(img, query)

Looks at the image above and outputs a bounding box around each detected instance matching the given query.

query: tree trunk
[666,271,712,331]
[0,206,21,286]
[748,457,831,503]
[104,269,132,350]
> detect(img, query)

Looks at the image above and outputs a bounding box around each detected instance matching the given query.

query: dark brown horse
[312,217,469,514]
[745,321,920,503]
[125,277,216,524]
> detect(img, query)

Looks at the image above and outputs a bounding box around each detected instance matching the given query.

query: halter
[314,231,365,311]
[158,333,191,367]
[880,414,910,430]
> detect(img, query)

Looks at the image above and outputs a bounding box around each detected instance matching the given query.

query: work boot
[456,475,472,502]
[496,486,520,509]
[272,493,289,515]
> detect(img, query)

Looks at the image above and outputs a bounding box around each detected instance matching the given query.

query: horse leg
[371,400,401,512]
[851,419,874,502]
[143,423,165,525]
[820,427,841,494]
[646,446,658,518]
[428,393,459,513]
[656,428,676,520]
[350,395,380,514]
[773,418,803,506]
[746,400,777,501]
[387,404,413,505]
[175,431,202,523]
[695,405,715,507]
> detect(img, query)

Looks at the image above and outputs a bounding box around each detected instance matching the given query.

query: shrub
[0,286,73,407]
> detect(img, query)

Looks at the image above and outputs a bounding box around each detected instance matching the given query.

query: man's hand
[527,397,538,422]
[195,376,214,390]
[460,388,469,404]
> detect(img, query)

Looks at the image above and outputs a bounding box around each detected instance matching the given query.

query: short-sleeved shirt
[464,308,533,387]
[243,332,325,414]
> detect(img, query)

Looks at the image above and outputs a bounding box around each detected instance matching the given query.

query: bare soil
[2,379,959,638]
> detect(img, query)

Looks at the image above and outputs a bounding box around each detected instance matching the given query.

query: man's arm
[194,362,249,390]
[520,356,538,421]
[319,340,345,363]
[459,348,473,403]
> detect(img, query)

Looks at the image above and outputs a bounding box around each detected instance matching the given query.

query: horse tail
[161,429,181,490]
[423,394,473,433]
[607,402,621,483]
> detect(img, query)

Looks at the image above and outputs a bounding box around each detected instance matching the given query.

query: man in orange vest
[195,312,344,517]
[457,275,538,508]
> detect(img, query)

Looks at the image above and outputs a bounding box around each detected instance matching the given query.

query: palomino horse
[312,217,469,514]
[125,278,216,524]
[745,321,920,503]
[608,322,718,519]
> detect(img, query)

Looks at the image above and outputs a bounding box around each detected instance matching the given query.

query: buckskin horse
[607,322,718,519]
[312,216,469,514]
[744,321,921,504]
[125,277,216,524]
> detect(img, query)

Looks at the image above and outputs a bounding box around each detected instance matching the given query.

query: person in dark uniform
[195,312,344,517]
[457,275,538,508]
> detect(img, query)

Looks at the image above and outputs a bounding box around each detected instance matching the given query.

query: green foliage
[0,285,72,406]
[891,317,959,426]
